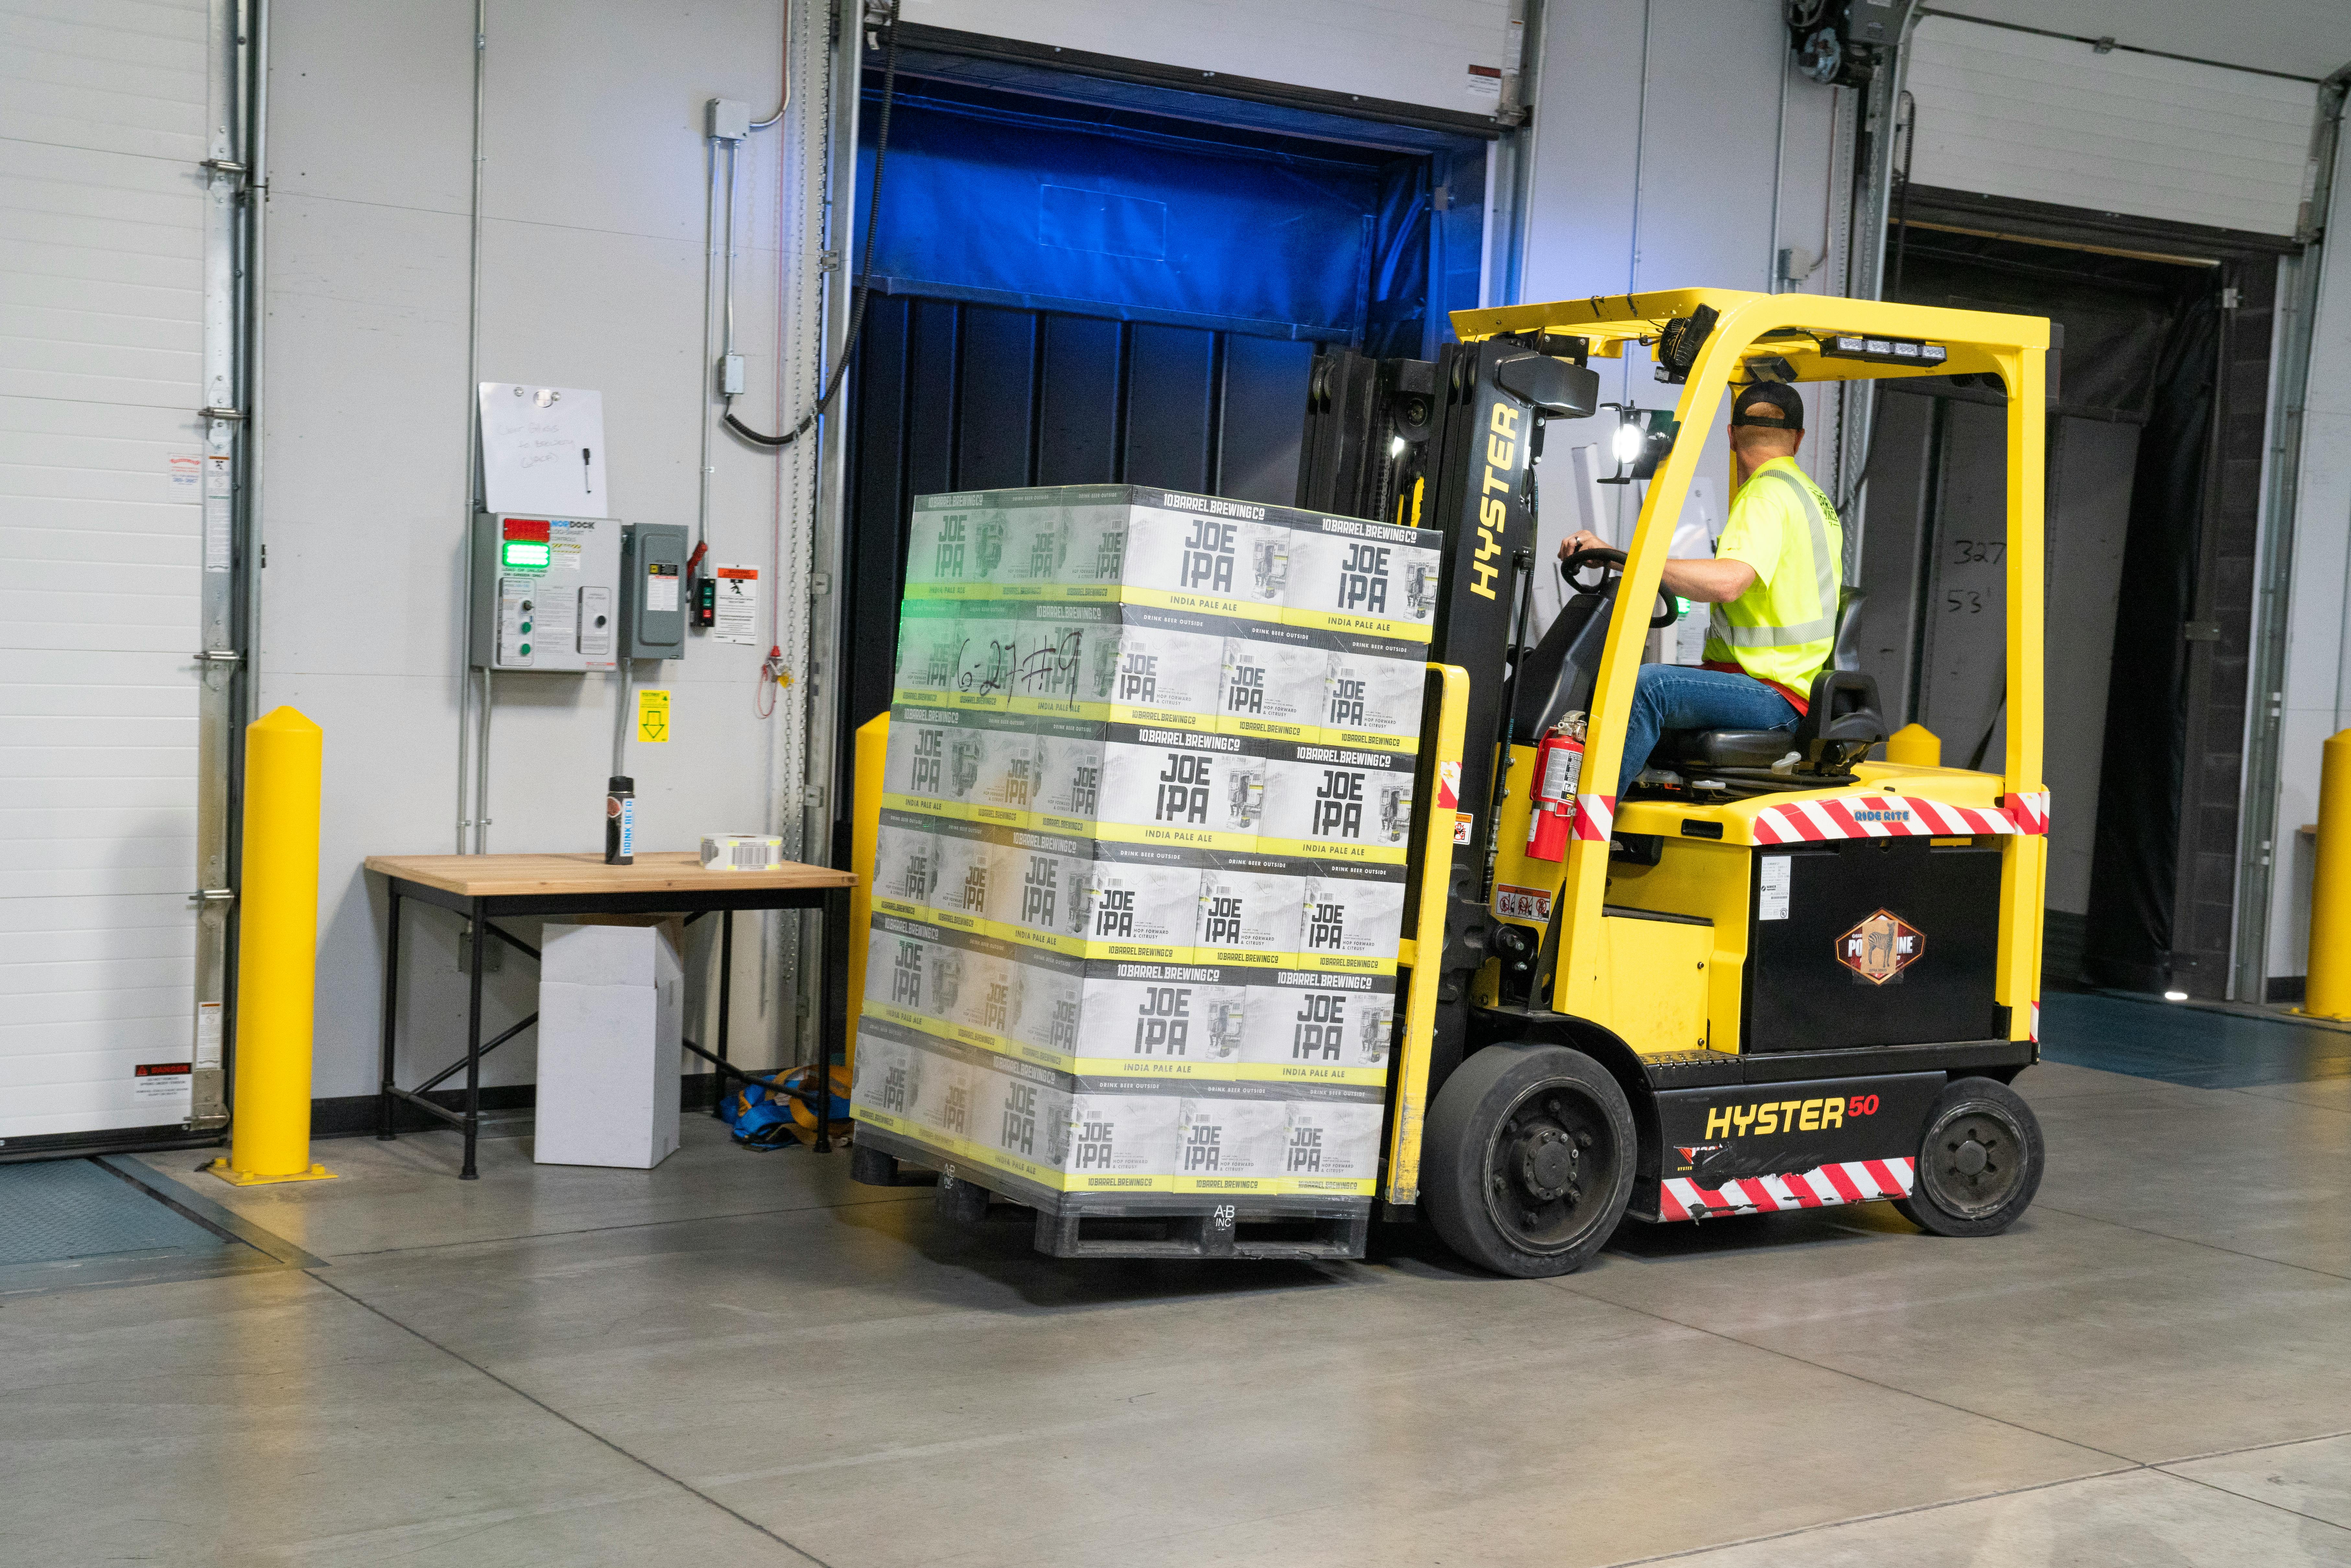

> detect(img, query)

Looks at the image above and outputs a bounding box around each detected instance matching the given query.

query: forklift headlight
[1611,416,1645,467]
[1600,404,1678,485]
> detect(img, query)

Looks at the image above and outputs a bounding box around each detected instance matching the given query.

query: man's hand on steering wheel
[1556,531,1679,630]
[1559,531,1625,594]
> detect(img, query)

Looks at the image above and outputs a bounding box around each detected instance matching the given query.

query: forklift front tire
[1423,1043,1637,1278]
[1893,1076,2045,1238]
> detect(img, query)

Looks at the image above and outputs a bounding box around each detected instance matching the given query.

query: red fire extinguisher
[1526,714,1587,861]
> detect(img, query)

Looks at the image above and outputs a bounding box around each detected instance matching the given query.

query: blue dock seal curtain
[853,76,1480,357]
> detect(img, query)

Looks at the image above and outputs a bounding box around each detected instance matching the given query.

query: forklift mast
[1299,336,1599,1107]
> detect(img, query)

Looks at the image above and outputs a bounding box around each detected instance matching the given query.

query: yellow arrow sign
[636,687,671,743]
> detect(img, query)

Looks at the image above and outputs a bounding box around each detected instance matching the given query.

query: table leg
[815,885,847,1154]
[713,907,734,1120]
[379,890,402,1140]
[462,895,485,1180]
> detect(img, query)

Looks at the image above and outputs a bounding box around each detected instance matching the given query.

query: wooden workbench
[364,851,856,1178]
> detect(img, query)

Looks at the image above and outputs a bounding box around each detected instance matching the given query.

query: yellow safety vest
[1703,456,1843,700]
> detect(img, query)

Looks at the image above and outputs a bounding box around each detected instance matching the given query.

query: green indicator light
[502,540,553,569]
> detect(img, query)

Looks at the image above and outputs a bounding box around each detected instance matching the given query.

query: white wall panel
[1925,0,2351,84]
[2266,154,2351,976]
[1519,0,1846,535]
[261,0,804,1100]
[900,0,1514,118]
[0,0,209,1138]
[1907,16,2321,238]
[0,0,214,162]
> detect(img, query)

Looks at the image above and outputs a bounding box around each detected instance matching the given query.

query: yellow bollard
[2304,730,2351,1020]
[209,707,335,1185]
[843,710,890,1076]
[1885,723,1942,767]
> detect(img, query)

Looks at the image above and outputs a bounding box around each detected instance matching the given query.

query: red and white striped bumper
[1658,1157,1917,1221]
[1749,793,2048,844]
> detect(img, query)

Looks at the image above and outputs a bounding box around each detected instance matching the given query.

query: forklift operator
[1562,381,1843,792]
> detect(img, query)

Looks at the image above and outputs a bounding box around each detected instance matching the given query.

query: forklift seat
[1657,588,1883,786]
[1659,668,1887,785]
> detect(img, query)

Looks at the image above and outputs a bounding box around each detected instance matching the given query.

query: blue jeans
[1616,665,1799,794]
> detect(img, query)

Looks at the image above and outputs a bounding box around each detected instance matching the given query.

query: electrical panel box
[621,522,689,660]
[470,512,621,672]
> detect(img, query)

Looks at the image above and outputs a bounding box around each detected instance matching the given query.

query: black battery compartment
[1744,837,2004,1052]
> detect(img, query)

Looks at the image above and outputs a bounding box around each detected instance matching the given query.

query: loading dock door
[1,3,222,1144]
[838,67,1486,788]
[1906,16,2319,240]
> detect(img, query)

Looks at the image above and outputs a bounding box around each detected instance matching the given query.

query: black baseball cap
[1730,381,1804,431]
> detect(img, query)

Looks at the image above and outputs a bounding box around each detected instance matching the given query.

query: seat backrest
[1832,586,1866,673]
[1794,668,1885,772]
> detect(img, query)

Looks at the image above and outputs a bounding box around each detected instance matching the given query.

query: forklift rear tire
[1893,1076,2045,1238]
[1423,1043,1637,1278]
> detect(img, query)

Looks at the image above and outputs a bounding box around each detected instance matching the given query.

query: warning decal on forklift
[1836,908,1923,985]
[1453,813,1473,845]
[1436,759,1460,812]
[1495,884,1552,922]
[1659,1158,1916,1221]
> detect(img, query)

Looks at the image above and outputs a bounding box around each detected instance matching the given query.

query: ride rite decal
[1473,399,1523,601]
[1838,908,1925,985]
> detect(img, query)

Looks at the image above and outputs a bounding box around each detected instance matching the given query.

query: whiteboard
[478,383,609,514]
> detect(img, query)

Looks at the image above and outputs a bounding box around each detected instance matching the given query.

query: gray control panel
[469,512,620,672]
[621,522,689,660]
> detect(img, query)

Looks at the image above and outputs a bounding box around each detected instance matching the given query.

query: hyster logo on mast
[1837,908,1923,985]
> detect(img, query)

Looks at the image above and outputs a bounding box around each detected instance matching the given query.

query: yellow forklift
[1319,287,2052,1275]
[850,287,2052,1277]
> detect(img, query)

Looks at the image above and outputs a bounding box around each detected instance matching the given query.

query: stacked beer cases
[853,484,1444,1218]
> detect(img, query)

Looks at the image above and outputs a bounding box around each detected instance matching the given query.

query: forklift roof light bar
[1448,289,2029,387]
[1820,333,1948,367]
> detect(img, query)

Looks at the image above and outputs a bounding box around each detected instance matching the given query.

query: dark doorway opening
[840,67,1488,766]
[1854,190,2285,998]
[825,45,1491,1041]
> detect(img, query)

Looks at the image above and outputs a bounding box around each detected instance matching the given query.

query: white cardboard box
[536,918,684,1169]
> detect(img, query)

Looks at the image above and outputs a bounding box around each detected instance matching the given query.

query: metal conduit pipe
[1835,4,1923,559]
[241,0,270,718]
[697,5,789,561]
[455,0,489,852]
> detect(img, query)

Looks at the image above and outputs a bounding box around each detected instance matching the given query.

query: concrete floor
[4,1058,2348,1566]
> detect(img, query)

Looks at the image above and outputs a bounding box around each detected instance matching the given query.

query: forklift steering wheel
[1560,547,1679,630]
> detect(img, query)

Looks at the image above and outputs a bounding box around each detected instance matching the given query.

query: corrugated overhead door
[0,0,228,1144]
[1906,16,2321,238]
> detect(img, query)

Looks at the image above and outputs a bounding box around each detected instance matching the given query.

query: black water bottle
[605,776,635,865]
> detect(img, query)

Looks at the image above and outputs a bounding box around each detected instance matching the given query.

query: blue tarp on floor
[2040,991,2351,1088]
[0,1160,231,1267]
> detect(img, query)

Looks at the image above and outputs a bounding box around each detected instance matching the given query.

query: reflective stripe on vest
[1709,466,1839,649]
